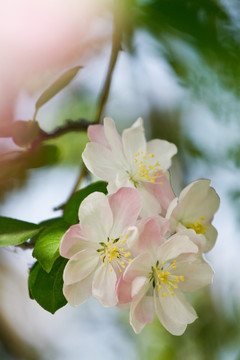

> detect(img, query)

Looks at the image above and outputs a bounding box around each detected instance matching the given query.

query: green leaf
[0,217,40,247]
[28,257,68,314]
[34,66,82,120]
[33,219,69,273]
[63,181,108,225]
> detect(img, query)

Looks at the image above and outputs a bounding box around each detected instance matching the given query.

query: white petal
[60,224,97,259]
[107,171,134,194]
[139,185,161,217]
[159,289,197,325]
[122,121,146,166]
[130,280,154,334]
[123,253,152,282]
[176,179,220,223]
[82,142,120,181]
[154,290,187,335]
[78,192,113,243]
[92,263,118,307]
[146,139,177,172]
[131,276,148,298]
[103,118,127,166]
[177,257,214,291]
[204,225,218,252]
[63,272,94,306]
[63,249,99,285]
[108,187,141,238]
[158,233,198,263]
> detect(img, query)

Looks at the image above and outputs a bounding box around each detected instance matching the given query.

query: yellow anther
[164,293,167,297]
[109,268,112,272]
[200,216,205,221]
[125,234,129,238]
[180,276,185,282]
[170,293,175,296]
[160,182,163,185]
[186,221,206,234]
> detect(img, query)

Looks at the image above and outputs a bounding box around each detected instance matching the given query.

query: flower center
[185,217,206,234]
[149,260,184,297]
[97,235,132,272]
[128,152,163,187]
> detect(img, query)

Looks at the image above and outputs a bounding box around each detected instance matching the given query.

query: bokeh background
[1,0,240,359]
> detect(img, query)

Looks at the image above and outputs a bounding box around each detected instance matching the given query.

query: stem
[57,1,123,209]
[94,0,123,123]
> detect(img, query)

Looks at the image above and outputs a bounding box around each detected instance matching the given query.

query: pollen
[186,221,206,234]
[150,259,185,297]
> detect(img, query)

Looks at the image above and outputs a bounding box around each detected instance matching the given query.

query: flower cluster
[60,118,220,335]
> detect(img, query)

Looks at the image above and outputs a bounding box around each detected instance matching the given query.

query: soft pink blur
[0,0,109,124]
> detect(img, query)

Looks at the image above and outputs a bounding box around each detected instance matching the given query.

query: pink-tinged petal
[154,290,187,335]
[107,172,134,194]
[139,185,161,217]
[103,118,126,165]
[130,280,154,334]
[204,225,218,252]
[133,217,165,255]
[88,124,110,149]
[60,224,97,259]
[108,187,142,237]
[122,121,146,165]
[63,272,94,306]
[63,249,99,285]
[123,226,139,251]
[82,142,120,182]
[147,172,175,213]
[92,263,118,307]
[131,276,148,298]
[177,258,214,292]
[146,139,177,172]
[78,192,113,243]
[116,274,132,304]
[123,253,152,282]
[158,233,198,263]
[175,179,220,223]
[159,289,197,326]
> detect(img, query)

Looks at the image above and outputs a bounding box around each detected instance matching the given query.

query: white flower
[116,218,214,335]
[166,179,220,252]
[82,117,177,217]
[60,187,141,307]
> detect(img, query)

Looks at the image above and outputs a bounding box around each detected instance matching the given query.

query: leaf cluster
[0,181,107,314]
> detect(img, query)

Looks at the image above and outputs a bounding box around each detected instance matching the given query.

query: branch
[30,118,92,150]
[94,0,123,123]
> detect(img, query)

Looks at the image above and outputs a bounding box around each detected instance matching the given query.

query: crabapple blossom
[82,117,177,217]
[116,217,214,335]
[166,179,220,252]
[60,187,141,307]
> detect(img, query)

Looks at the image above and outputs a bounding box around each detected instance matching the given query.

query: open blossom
[60,187,141,307]
[82,117,177,217]
[166,179,220,252]
[117,217,214,335]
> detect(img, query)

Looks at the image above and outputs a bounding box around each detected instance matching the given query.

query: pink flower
[166,179,220,252]
[116,217,214,335]
[60,187,141,307]
[82,118,177,217]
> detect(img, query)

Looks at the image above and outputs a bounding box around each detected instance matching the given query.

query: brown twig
[56,1,123,209]
[30,118,91,150]
[94,0,123,124]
